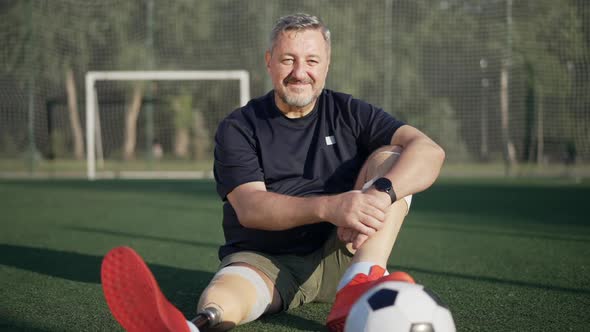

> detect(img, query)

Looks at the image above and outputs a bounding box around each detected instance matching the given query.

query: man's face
[265,29,330,113]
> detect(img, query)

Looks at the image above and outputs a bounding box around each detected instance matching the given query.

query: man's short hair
[269,13,331,53]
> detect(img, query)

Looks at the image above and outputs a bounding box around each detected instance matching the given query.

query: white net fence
[1,0,588,178]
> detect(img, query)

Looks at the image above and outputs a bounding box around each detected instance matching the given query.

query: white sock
[186,320,200,332]
[337,262,389,291]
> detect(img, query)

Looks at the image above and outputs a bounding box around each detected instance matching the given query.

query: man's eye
[282,59,294,64]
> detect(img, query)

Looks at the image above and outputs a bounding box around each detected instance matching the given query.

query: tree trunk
[65,68,84,160]
[536,86,544,164]
[174,127,190,158]
[500,63,517,173]
[192,109,210,160]
[480,77,489,161]
[123,85,143,160]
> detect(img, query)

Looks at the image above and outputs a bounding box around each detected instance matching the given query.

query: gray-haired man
[101,13,444,332]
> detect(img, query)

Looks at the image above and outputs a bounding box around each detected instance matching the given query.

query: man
[101,13,444,332]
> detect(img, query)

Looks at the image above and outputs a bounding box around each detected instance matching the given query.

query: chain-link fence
[1,0,588,178]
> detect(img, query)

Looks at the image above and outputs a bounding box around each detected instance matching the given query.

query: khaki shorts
[219,230,353,311]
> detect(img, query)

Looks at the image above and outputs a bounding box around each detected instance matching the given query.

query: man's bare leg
[348,199,407,265]
[326,145,413,332]
[346,145,409,263]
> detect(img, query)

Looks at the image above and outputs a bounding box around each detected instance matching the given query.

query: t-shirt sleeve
[214,114,264,200]
[349,98,406,152]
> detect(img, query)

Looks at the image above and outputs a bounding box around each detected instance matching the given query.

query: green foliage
[2,1,137,87]
[409,98,470,162]
[168,91,194,130]
[513,0,584,96]
[0,131,19,158]
[165,89,212,160]
[50,130,70,159]
[0,0,588,166]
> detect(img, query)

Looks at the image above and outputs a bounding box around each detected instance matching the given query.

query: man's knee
[198,264,278,326]
[360,145,413,213]
[364,145,403,180]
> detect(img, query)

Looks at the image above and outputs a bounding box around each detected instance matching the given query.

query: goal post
[85,70,250,180]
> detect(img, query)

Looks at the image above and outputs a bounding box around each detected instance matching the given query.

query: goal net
[85,71,250,180]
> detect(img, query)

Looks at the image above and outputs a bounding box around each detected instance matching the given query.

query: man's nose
[291,62,308,80]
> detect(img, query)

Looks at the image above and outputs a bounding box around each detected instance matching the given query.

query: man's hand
[337,227,368,250]
[334,188,391,249]
[325,189,391,238]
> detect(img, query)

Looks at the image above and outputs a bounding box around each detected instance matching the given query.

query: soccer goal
[85,70,250,180]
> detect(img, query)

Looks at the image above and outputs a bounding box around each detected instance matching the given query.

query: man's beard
[279,89,318,108]
[278,78,322,108]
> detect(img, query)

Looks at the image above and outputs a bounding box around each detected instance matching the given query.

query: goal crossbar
[85,70,250,180]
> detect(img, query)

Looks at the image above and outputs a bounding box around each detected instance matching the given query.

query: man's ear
[265,50,272,71]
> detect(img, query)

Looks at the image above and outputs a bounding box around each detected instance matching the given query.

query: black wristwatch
[373,177,397,204]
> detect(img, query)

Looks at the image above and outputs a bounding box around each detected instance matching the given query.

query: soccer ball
[344,281,456,332]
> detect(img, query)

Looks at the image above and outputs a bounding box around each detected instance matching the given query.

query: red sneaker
[101,246,190,332]
[326,266,415,332]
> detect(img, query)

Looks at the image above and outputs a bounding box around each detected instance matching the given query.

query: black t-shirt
[214,89,405,259]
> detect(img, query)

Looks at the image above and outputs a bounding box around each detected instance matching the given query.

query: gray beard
[278,88,322,109]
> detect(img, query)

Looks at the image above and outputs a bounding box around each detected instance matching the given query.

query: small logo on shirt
[325,136,336,146]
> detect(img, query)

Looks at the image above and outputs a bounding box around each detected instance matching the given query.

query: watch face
[374,177,396,204]
[374,177,392,192]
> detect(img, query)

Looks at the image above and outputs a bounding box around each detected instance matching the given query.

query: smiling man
[101,13,445,332]
[266,24,330,116]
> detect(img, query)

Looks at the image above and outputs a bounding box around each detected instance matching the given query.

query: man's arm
[339,125,445,248]
[227,182,389,236]
[227,125,444,238]
[380,125,445,199]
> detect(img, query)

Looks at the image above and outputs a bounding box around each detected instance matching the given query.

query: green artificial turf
[0,178,588,331]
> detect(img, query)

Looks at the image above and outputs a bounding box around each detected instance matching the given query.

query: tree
[1,1,137,161]
[512,0,586,164]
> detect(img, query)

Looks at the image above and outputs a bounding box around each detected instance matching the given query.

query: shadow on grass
[417,181,590,226]
[64,225,221,249]
[0,320,55,332]
[0,244,211,315]
[405,222,590,243]
[0,179,218,199]
[0,244,331,332]
[258,312,328,331]
[388,263,590,295]
[0,244,103,284]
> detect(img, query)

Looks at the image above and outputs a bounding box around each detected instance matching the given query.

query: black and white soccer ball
[344,281,456,332]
